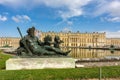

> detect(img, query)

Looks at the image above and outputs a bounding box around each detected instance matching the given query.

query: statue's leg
[33,47,56,55]
[17,47,26,56]
[54,48,71,55]
[43,50,56,55]
[44,46,71,55]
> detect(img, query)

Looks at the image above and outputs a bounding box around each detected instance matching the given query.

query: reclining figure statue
[17,27,71,56]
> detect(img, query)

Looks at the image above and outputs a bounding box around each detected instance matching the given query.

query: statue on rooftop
[17,27,71,56]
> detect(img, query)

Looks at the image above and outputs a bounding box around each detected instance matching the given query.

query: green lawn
[0,51,12,70]
[0,66,120,80]
[0,51,120,80]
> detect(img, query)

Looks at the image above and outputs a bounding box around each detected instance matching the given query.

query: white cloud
[0,0,92,20]
[94,0,120,22]
[62,27,72,32]
[108,0,120,17]
[0,0,28,8]
[106,31,120,38]
[2,0,120,22]
[67,21,73,26]
[58,8,83,20]
[23,15,31,21]
[55,0,91,20]
[98,30,120,38]
[12,15,31,23]
[99,30,120,38]
[102,17,120,22]
[0,15,7,21]
[12,16,20,23]
[108,17,120,22]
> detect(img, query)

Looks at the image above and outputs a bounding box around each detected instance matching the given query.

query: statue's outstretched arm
[37,38,44,46]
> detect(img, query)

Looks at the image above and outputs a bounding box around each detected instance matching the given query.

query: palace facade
[40,31,106,47]
[0,37,20,48]
[0,32,120,48]
[106,38,120,48]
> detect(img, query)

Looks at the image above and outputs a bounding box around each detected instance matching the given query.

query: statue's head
[44,35,52,42]
[54,35,60,41]
[27,27,35,37]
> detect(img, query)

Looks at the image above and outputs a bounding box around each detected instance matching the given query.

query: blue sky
[0,0,120,38]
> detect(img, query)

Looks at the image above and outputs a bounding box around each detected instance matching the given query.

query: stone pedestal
[6,57,75,70]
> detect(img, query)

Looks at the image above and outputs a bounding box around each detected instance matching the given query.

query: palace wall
[0,32,120,48]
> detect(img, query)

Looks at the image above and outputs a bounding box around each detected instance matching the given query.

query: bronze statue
[17,27,71,56]
[54,35,64,49]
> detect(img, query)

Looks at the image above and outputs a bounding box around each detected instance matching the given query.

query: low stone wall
[76,60,120,67]
[6,57,75,70]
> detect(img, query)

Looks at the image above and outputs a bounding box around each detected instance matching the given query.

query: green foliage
[110,45,115,48]
[0,52,12,70]
[2,44,12,48]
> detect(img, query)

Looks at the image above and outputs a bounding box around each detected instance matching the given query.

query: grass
[0,51,120,80]
[0,66,120,80]
[0,51,12,70]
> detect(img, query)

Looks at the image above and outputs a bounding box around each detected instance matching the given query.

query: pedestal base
[6,57,75,70]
